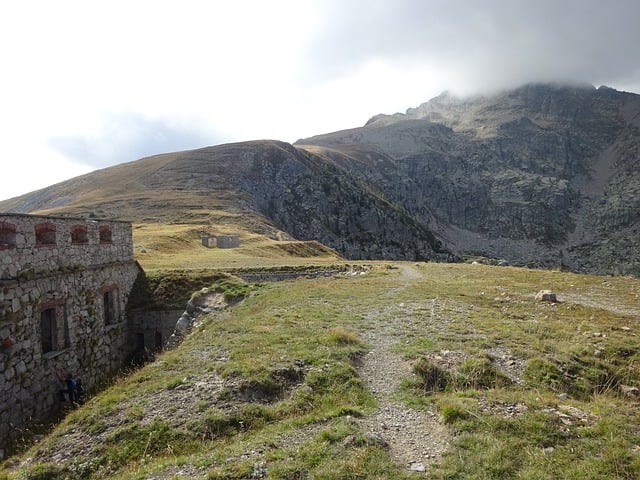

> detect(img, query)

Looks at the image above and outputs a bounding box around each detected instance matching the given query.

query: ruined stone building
[201,234,240,249]
[0,214,142,447]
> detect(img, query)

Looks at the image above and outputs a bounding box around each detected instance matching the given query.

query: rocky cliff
[297,83,640,275]
[1,83,638,275]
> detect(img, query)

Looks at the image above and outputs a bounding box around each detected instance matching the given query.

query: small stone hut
[201,234,240,249]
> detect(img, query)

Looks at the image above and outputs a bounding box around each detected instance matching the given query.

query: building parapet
[0,214,133,280]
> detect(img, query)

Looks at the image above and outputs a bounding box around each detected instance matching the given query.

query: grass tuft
[524,357,567,392]
[458,357,512,390]
[413,358,453,392]
[326,327,362,346]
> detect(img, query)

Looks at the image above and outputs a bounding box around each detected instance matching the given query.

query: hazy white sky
[2,0,640,201]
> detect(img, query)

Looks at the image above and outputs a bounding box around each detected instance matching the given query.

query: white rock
[535,290,558,302]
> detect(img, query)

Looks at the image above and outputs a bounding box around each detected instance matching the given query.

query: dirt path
[562,292,640,318]
[356,264,451,473]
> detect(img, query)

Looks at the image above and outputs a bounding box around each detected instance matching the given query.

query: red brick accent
[37,298,66,311]
[0,221,17,250]
[71,224,89,244]
[99,225,112,244]
[35,222,56,246]
[0,221,16,232]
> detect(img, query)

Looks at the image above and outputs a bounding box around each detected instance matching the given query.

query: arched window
[35,222,56,246]
[99,225,112,244]
[71,225,88,244]
[0,221,17,250]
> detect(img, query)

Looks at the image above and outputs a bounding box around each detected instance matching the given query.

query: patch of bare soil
[561,292,640,318]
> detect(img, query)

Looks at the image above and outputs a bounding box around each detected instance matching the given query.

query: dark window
[103,289,118,325]
[40,305,69,354]
[71,225,88,244]
[41,308,57,353]
[136,333,145,352]
[0,221,17,250]
[35,223,56,246]
[155,331,163,351]
[99,225,112,244]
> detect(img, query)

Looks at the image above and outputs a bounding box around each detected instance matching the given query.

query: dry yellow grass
[133,222,341,271]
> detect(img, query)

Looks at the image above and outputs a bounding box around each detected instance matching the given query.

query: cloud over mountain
[48,113,219,168]
[305,0,640,93]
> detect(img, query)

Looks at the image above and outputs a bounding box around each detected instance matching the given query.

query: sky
[2,0,640,201]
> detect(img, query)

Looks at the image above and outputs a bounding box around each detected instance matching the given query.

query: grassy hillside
[132,222,341,271]
[2,260,640,479]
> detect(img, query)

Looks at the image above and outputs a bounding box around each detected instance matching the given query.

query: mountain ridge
[1,83,639,275]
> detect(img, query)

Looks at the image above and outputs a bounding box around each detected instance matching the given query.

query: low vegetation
[132,222,341,272]
[2,261,640,478]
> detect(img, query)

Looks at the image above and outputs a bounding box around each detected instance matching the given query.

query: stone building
[201,234,240,249]
[0,213,142,447]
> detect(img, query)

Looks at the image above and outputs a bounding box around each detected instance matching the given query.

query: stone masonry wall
[1,213,133,280]
[0,214,140,447]
[128,309,184,358]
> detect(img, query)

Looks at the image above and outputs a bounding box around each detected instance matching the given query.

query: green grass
[3,262,640,479]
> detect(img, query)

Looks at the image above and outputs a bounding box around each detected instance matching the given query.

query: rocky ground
[356,336,451,472]
[352,264,452,472]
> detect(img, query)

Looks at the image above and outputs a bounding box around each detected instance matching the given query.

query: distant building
[201,234,240,249]
[201,235,216,248]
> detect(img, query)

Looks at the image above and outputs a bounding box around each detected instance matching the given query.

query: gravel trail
[356,264,452,473]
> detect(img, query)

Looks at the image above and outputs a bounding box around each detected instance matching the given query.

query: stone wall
[128,309,184,358]
[0,214,140,447]
[201,234,240,249]
[1,213,133,280]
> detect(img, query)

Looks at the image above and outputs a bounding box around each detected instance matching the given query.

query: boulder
[620,385,640,399]
[535,290,558,302]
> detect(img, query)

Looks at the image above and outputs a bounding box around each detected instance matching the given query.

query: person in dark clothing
[57,368,79,403]
[75,378,86,404]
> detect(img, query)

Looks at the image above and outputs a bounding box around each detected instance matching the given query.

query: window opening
[136,333,145,352]
[103,289,118,325]
[35,223,56,246]
[99,225,112,244]
[41,308,56,353]
[40,305,69,354]
[0,221,17,250]
[71,225,88,244]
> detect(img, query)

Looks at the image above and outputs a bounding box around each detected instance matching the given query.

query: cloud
[3,0,640,203]
[303,0,640,94]
[47,113,220,168]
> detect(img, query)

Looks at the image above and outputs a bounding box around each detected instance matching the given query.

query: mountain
[0,141,445,261]
[1,83,639,275]
[297,83,640,274]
